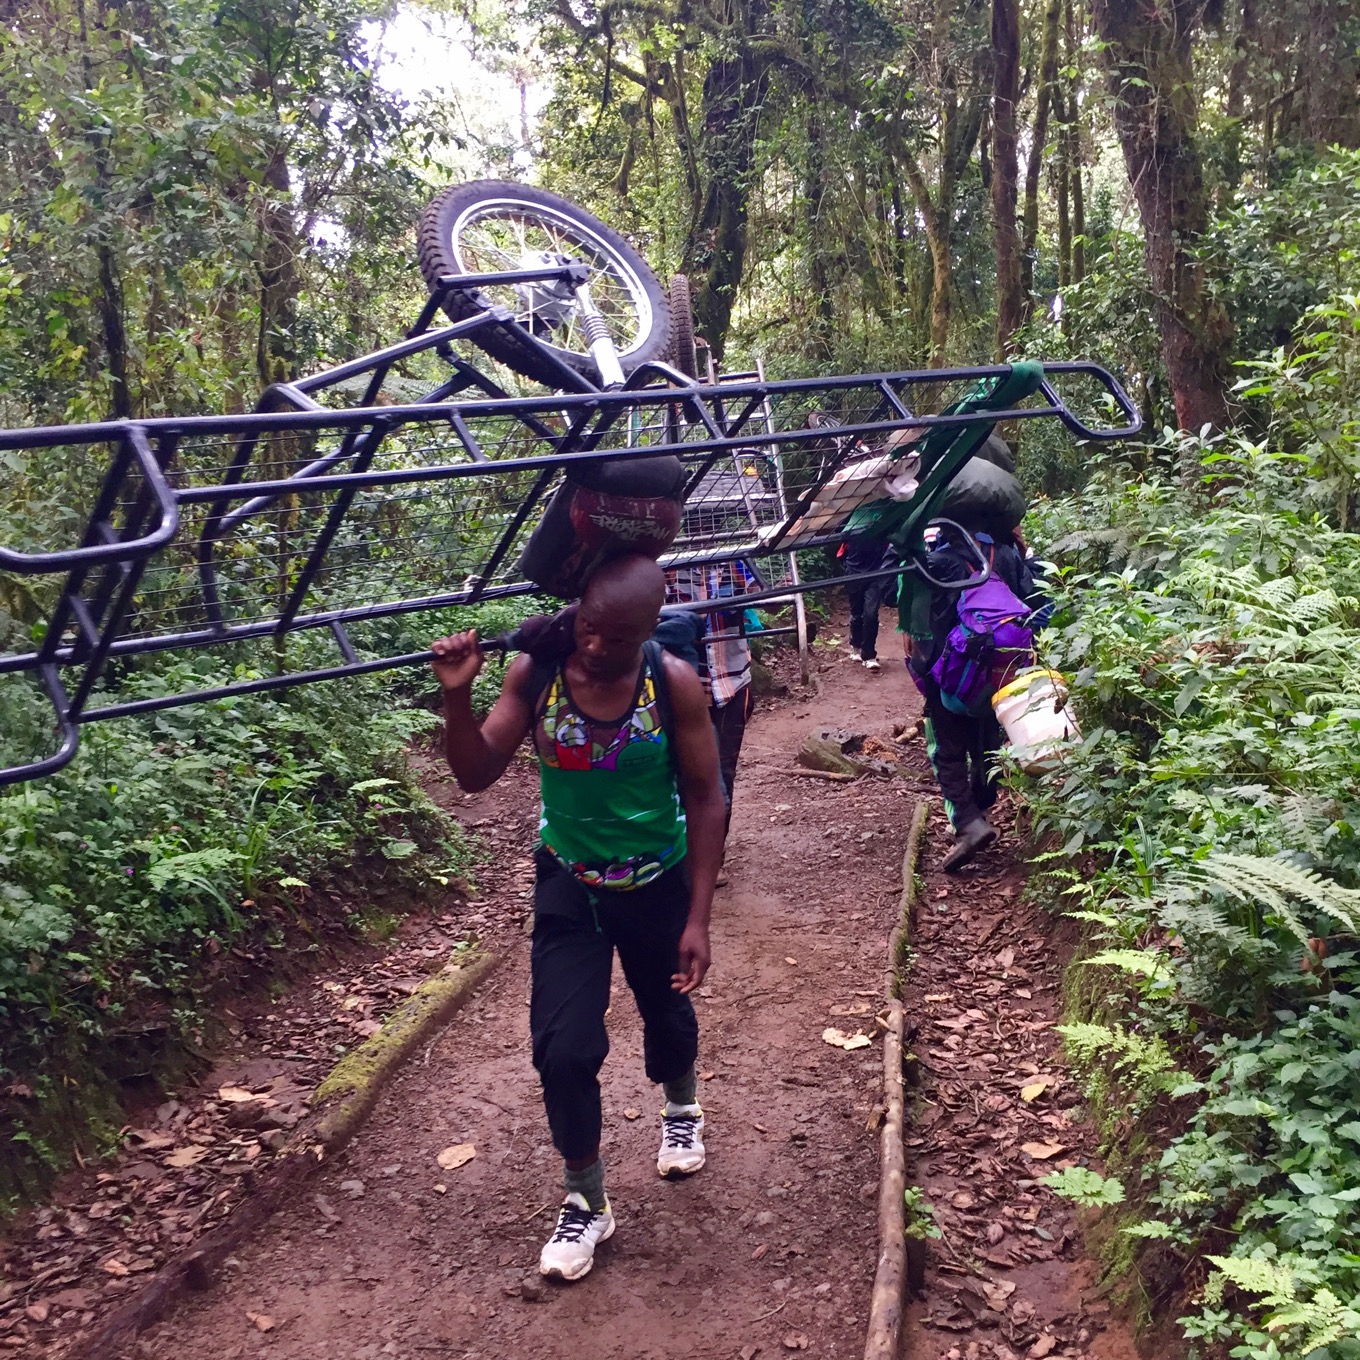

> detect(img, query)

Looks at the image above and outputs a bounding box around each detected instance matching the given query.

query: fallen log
[864,799,929,1360]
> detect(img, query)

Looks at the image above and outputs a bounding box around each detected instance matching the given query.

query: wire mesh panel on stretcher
[665,453,795,591]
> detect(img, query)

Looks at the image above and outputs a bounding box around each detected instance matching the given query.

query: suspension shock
[574,284,626,389]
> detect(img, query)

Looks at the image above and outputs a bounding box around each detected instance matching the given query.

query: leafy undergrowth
[1021,434,1360,1359]
[0,656,475,1214]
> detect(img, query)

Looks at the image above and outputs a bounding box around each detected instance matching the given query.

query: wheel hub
[515,250,580,328]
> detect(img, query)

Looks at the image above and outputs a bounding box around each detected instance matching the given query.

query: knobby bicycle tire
[417,180,671,388]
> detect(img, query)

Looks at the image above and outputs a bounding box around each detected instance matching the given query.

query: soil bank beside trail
[134,643,927,1360]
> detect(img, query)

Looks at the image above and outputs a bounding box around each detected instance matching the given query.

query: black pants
[920,676,1003,832]
[710,686,754,835]
[530,851,698,1162]
[847,575,893,660]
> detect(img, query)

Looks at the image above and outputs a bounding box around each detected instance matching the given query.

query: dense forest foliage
[2,0,1360,1354]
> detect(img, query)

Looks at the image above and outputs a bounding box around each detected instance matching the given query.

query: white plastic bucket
[992,668,1080,774]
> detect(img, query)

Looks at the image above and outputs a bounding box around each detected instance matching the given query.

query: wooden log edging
[864,798,930,1360]
[76,948,499,1360]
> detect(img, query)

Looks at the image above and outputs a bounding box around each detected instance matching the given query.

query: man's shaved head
[581,554,666,618]
[574,555,666,682]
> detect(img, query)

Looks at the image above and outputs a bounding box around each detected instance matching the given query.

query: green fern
[1043,1167,1126,1206]
[1083,948,1171,979]
[1160,896,1261,955]
[1123,1219,1176,1239]
[1192,853,1360,942]
[1056,1021,1190,1099]
[1209,1255,1360,1355]
[145,847,241,895]
[1210,1254,1298,1300]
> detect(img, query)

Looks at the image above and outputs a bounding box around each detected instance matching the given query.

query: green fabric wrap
[865,362,1046,639]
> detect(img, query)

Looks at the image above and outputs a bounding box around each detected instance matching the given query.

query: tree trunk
[1305,0,1360,148]
[679,30,771,360]
[1091,0,1233,432]
[76,0,132,419]
[1071,150,1085,284]
[898,146,956,367]
[803,105,836,365]
[926,226,954,365]
[255,137,301,388]
[1020,0,1062,311]
[1056,88,1071,291]
[893,0,988,366]
[1067,0,1086,286]
[992,0,1023,355]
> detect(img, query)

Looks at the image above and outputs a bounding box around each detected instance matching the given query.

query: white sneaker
[657,1102,706,1178]
[863,657,881,672]
[848,648,862,663]
[539,1193,615,1281]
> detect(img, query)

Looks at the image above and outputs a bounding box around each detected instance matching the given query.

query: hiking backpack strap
[525,654,559,721]
[642,639,679,755]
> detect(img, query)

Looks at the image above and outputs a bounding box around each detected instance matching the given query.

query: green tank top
[533,654,687,890]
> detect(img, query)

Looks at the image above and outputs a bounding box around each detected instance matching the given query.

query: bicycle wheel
[417,181,671,388]
[668,273,698,379]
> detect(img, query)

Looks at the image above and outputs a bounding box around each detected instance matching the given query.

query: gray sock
[564,1158,606,1212]
[663,1066,698,1107]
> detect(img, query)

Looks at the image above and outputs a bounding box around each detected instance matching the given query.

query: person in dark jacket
[842,534,898,671]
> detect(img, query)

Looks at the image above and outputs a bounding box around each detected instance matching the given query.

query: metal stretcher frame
[0,271,1141,786]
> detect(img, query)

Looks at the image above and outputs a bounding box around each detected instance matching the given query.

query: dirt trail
[17,617,1153,1360]
[133,641,928,1360]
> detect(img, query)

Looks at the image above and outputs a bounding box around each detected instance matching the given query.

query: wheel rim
[448,198,654,361]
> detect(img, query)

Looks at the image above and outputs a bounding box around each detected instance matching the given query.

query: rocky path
[894,767,1141,1360]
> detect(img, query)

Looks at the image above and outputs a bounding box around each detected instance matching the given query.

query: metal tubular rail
[0,357,1140,786]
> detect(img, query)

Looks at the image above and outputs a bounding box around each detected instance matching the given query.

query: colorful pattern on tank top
[538,670,664,771]
[534,657,686,890]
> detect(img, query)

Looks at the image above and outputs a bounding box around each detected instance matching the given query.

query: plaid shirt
[664,561,758,708]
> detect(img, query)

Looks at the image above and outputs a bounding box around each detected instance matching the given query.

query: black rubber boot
[942,817,998,873]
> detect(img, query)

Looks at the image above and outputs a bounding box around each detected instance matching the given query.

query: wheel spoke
[446,200,650,361]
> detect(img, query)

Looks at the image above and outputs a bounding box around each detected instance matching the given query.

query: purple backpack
[929,572,1035,715]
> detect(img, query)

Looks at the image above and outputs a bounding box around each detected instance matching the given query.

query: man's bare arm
[431,632,537,792]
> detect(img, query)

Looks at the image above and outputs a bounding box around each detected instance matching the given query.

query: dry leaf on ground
[246,1312,276,1333]
[218,1085,255,1103]
[1020,1141,1064,1160]
[124,1129,175,1151]
[822,1027,871,1050]
[436,1143,476,1171]
[623,1108,640,1121]
[100,1258,130,1277]
[982,1280,1015,1308]
[1020,1081,1048,1102]
[164,1145,210,1168]
[782,1333,810,1350]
